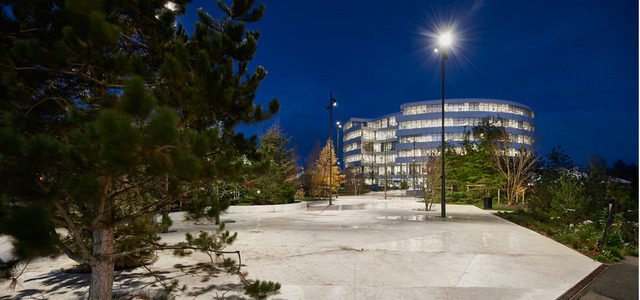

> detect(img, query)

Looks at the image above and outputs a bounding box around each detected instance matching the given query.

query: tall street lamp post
[435,32,452,219]
[412,139,416,190]
[336,119,342,198]
[327,93,337,205]
[384,142,388,199]
[336,118,341,167]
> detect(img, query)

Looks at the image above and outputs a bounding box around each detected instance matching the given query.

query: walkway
[0,191,603,299]
[194,190,599,299]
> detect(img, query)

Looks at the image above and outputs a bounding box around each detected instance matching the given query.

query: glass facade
[401,102,533,118]
[398,117,533,131]
[342,99,534,187]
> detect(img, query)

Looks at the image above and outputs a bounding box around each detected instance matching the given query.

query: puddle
[307,204,367,211]
[378,214,504,223]
[378,215,437,221]
[328,224,362,229]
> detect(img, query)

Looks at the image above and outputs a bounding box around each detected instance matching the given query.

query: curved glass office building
[342,98,534,186]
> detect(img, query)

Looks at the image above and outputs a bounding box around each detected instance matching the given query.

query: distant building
[341,98,534,187]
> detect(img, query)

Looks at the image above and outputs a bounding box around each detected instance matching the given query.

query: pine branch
[119,33,149,49]
[112,180,205,226]
[177,114,194,129]
[113,196,172,226]
[112,172,168,194]
[24,97,70,116]
[4,64,164,89]
[141,264,177,293]
[91,177,112,227]
[9,258,32,291]
[50,228,91,264]
[53,201,94,262]
[113,245,242,273]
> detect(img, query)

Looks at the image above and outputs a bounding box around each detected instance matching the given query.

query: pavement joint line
[454,252,477,287]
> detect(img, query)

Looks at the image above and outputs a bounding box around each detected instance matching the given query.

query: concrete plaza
[0,191,600,299]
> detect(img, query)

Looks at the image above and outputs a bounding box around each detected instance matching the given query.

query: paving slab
[206,200,599,299]
[0,192,601,299]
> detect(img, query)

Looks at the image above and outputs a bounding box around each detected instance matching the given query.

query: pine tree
[0,0,278,298]
[244,122,298,204]
[545,145,574,171]
[456,136,504,202]
[311,140,345,198]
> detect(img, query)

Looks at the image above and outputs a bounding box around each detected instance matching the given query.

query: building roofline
[400,98,533,111]
[347,112,401,123]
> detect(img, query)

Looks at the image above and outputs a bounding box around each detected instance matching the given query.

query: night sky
[179,0,639,167]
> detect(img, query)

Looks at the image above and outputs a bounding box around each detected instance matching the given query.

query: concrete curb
[556,263,608,300]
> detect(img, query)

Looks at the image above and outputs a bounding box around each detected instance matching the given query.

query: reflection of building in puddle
[377,215,453,221]
[377,214,504,223]
[378,215,434,221]
[328,224,362,229]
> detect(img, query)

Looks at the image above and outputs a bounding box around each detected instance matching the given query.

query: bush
[625,248,638,256]
[400,180,409,190]
[498,209,637,263]
[523,153,638,261]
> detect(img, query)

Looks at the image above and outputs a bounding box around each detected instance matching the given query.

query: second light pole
[327,93,337,205]
[336,118,341,167]
[336,118,341,198]
[435,32,452,219]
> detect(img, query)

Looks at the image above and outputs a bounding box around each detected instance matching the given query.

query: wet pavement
[165,191,601,299]
[0,191,604,299]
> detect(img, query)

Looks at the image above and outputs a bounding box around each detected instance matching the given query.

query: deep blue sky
[180,0,638,167]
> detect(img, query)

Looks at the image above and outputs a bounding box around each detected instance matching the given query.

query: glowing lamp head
[439,32,453,47]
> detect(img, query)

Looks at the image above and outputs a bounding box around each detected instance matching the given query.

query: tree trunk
[88,226,115,300]
[161,207,170,233]
[215,185,221,225]
[162,174,170,232]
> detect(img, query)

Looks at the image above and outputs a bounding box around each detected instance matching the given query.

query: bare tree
[364,159,378,187]
[420,155,440,211]
[417,143,446,211]
[487,130,538,204]
[345,166,365,195]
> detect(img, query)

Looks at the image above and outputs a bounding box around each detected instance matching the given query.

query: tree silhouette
[0,0,279,298]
